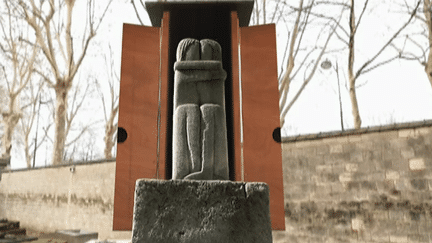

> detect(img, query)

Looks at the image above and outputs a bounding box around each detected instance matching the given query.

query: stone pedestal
[131,179,272,243]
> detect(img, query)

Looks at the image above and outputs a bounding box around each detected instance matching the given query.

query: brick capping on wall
[282,119,432,143]
[3,158,116,173]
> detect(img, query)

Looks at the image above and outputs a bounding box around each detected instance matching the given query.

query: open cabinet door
[240,24,285,230]
[113,12,170,230]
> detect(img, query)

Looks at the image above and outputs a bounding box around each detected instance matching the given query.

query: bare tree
[420,0,432,86]
[60,73,103,162]
[392,0,432,90]
[15,0,112,165]
[96,45,119,160]
[63,130,97,162]
[131,0,147,25]
[250,0,289,26]
[18,81,52,168]
[277,0,343,128]
[0,0,38,161]
[341,0,420,129]
[0,0,52,168]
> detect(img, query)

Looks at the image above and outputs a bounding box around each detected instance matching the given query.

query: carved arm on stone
[172,38,229,180]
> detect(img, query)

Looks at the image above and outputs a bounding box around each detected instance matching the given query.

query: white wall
[0,161,131,240]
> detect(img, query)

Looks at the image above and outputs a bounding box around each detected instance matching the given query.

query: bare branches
[342,0,421,129]
[270,0,282,23]
[393,35,427,64]
[290,46,317,82]
[18,79,48,168]
[278,0,304,119]
[280,0,417,130]
[355,0,369,35]
[361,55,399,75]
[64,121,99,147]
[280,15,341,123]
[277,0,348,127]
[314,1,350,8]
[278,31,291,81]
[17,0,113,84]
[18,0,59,79]
[388,2,429,69]
[96,43,120,159]
[279,0,304,93]
[354,0,421,80]
[305,10,350,39]
[33,69,54,87]
[293,0,313,61]
[131,0,145,25]
[0,0,41,158]
[12,0,113,165]
[65,82,90,142]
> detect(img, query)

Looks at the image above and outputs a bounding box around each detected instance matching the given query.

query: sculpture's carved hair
[200,39,222,61]
[176,38,200,61]
[176,38,222,62]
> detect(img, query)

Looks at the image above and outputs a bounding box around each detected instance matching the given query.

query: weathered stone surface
[409,158,426,171]
[172,38,229,180]
[282,124,432,242]
[131,179,272,243]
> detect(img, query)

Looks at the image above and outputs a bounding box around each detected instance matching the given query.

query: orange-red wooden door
[113,13,169,230]
[232,16,285,230]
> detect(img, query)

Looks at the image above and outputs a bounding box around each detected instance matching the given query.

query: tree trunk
[104,125,116,159]
[425,50,432,88]
[348,0,362,129]
[348,75,362,129]
[424,0,432,88]
[1,94,21,160]
[52,81,69,165]
[24,134,31,168]
[2,114,20,158]
[104,106,118,159]
[426,51,432,87]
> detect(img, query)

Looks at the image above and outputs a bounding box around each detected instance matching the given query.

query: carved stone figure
[172,38,229,180]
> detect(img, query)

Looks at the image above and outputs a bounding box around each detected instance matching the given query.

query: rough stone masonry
[131,179,272,243]
[276,122,432,243]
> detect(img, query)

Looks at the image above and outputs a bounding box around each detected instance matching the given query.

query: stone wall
[2,120,432,242]
[274,121,432,243]
[0,160,131,240]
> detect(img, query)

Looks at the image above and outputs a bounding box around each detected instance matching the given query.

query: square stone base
[132,179,272,243]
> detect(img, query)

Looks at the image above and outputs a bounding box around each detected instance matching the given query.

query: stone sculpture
[172,38,229,180]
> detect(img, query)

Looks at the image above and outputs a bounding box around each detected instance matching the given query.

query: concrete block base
[44,230,98,243]
[132,179,272,243]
